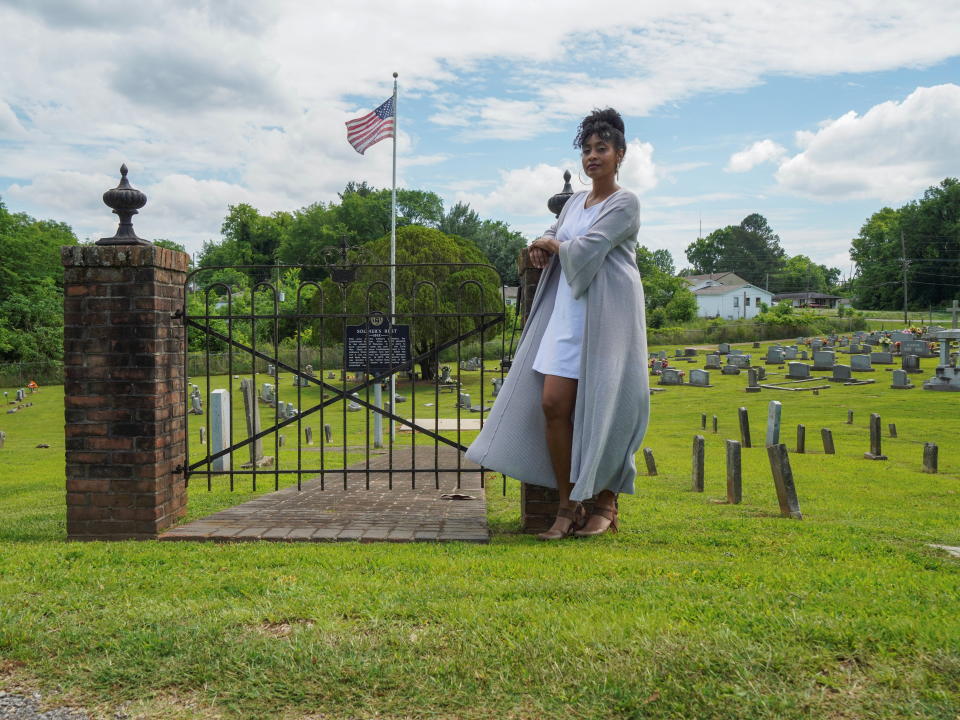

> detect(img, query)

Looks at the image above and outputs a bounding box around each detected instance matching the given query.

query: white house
[683,273,774,320]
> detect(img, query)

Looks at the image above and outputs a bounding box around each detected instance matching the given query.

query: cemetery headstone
[190,393,203,415]
[209,389,230,472]
[830,364,852,383]
[890,369,914,390]
[821,428,835,454]
[718,343,731,355]
[864,413,887,460]
[643,447,657,475]
[705,354,722,370]
[240,379,263,466]
[689,369,712,387]
[767,444,803,519]
[870,351,893,364]
[691,435,705,492]
[796,424,805,454]
[304,427,313,445]
[783,346,798,360]
[922,443,938,473]
[0,430,5,449]
[901,354,921,374]
[901,339,932,357]
[491,377,504,397]
[787,362,810,380]
[921,329,960,391]
[658,368,683,385]
[324,424,333,443]
[850,354,874,372]
[199,427,205,444]
[766,400,782,447]
[738,407,751,448]
[729,354,752,368]
[746,367,761,393]
[726,440,742,504]
[812,350,835,371]
[721,365,741,375]
[888,423,897,438]
[765,347,784,365]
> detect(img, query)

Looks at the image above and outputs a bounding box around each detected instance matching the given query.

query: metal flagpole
[390,72,398,440]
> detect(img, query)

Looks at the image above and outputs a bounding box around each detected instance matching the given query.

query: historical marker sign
[345,314,411,371]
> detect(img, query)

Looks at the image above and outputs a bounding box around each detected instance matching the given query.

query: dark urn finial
[97,163,150,246]
[547,169,574,218]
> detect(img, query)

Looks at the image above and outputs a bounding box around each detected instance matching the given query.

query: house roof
[694,283,772,296]
[682,272,748,286]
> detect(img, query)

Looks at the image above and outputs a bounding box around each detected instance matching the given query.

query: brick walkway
[159,446,489,543]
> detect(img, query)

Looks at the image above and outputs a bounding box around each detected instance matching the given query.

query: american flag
[345,96,395,155]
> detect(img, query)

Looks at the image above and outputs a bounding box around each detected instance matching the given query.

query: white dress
[531,193,601,379]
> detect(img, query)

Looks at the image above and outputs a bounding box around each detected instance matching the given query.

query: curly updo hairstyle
[574,107,626,158]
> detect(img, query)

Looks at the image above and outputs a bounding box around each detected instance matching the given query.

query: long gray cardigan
[465,189,649,501]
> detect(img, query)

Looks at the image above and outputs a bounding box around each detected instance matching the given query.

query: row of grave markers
[687,401,944,519]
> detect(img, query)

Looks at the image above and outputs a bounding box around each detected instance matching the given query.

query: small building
[772,292,844,309]
[683,273,774,320]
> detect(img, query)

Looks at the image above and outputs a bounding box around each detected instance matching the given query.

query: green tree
[770,255,841,295]
[314,225,502,379]
[0,197,78,363]
[685,214,786,287]
[635,245,697,323]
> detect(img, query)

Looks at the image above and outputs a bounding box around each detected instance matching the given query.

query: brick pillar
[62,245,188,540]
[516,248,559,532]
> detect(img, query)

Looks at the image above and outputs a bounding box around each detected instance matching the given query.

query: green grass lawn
[1,341,959,719]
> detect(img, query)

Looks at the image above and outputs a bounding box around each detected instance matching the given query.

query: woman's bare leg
[540,374,578,535]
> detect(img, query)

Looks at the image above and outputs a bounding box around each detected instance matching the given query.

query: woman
[466,107,649,540]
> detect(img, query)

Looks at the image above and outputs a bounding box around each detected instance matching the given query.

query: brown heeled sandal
[573,503,618,537]
[536,504,583,541]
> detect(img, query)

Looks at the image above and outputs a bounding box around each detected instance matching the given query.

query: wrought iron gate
[181,252,509,492]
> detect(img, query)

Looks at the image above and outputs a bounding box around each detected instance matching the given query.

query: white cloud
[0,100,25,137]
[620,140,658,194]
[2,1,960,256]
[775,84,960,202]
[725,139,787,173]
[455,163,566,218]
[453,137,658,220]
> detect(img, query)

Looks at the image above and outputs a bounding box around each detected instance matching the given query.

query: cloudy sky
[2,1,959,275]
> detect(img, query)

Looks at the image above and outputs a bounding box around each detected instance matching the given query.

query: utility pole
[900,230,909,326]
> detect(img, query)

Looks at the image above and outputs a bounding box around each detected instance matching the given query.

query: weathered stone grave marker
[864,413,888,460]
[767,444,803,519]
[766,400,782,447]
[643,447,657,475]
[821,428,835,454]
[726,439,742,504]
[690,369,712,387]
[787,362,810,380]
[922,443,938,473]
[692,435,705,492]
[738,407,751,448]
[851,354,874,372]
[890,369,914,390]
